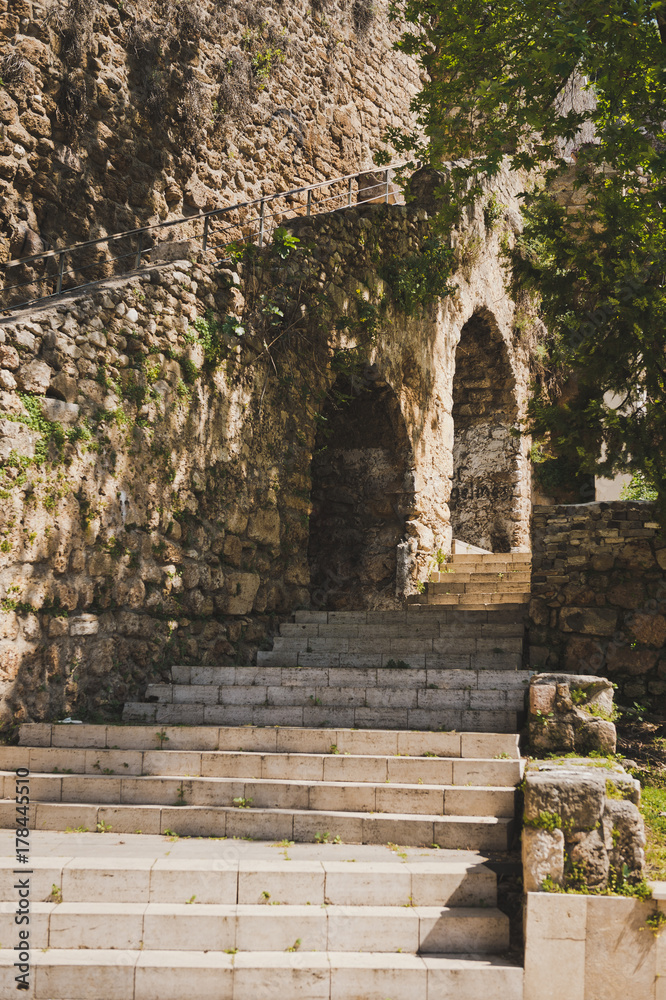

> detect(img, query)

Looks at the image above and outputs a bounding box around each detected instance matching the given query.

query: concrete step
[0,948,524,1000]
[121,701,523,732]
[0,856,499,907]
[1,771,517,816]
[0,799,514,847]
[0,748,524,786]
[0,900,510,953]
[18,724,522,758]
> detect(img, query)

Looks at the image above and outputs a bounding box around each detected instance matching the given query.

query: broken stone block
[217,571,260,614]
[522,827,565,893]
[528,674,616,755]
[17,359,52,394]
[523,760,645,891]
[559,606,618,634]
[0,418,38,461]
[41,398,79,424]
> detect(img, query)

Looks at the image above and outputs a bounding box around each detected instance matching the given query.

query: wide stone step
[296,606,528,624]
[0,856,499,907]
[429,582,530,595]
[256,647,524,669]
[142,681,529,711]
[165,664,530,687]
[0,948,524,1000]
[1,799,514,847]
[121,700,523,732]
[18,724,521,757]
[450,552,532,564]
[420,594,530,608]
[286,618,526,636]
[405,602,528,619]
[0,901,510,953]
[3,771,517,816]
[0,748,523,786]
[429,571,531,584]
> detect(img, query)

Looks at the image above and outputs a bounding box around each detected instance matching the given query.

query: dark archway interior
[451,313,519,552]
[308,378,413,609]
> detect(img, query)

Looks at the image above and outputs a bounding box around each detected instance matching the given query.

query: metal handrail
[1,162,410,313]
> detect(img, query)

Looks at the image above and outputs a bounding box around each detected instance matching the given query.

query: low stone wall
[522,760,645,893]
[527,673,616,755]
[529,502,666,708]
[524,890,666,1000]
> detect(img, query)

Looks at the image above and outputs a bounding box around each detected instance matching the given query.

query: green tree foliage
[387,0,666,515]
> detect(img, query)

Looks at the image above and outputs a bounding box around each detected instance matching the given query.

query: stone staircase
[123,606,532,735]
[414,551,532,608]
[0,723,523,999]
[0,559,530,998]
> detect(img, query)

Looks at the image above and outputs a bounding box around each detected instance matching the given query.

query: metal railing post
[135,231,143,269]
[258,199,266,247]
[348,176,353,207]
[306,189,312,217]
[56,251,65,295]
[202,215,209,253]
[385,171,390,203]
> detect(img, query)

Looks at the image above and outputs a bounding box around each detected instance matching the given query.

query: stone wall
[529,502,666,708]
[522,759,644,893]
[1,0,419,301]
[0,171,533,726]
[524,890,666,1000]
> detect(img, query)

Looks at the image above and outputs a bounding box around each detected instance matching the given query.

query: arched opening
[451,313,520,552]
[308,375,414,609]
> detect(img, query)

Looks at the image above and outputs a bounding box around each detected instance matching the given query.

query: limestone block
[0,418,38,461]
[528,673,616,754]
[88,551,115,577]
[628,613,666,648]
[225,507,249,534]
[524,760,645,891]
[605,798,646,877]
[530,682,556,714]
[218,572,261,614]
[69,615,99,637]
[42,398,80,424]
[247,508,280,546]
[522,827,565,892]
[525,766,606,830]
[570,827,610,886]
[13,329,36,352]
[0,344,19,370]
[17,359,52,394]
[559,606,618,634]
[578,717,617,753]
[223,534,243,567]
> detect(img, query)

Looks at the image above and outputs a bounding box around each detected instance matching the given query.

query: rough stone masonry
[0,168,533,727]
